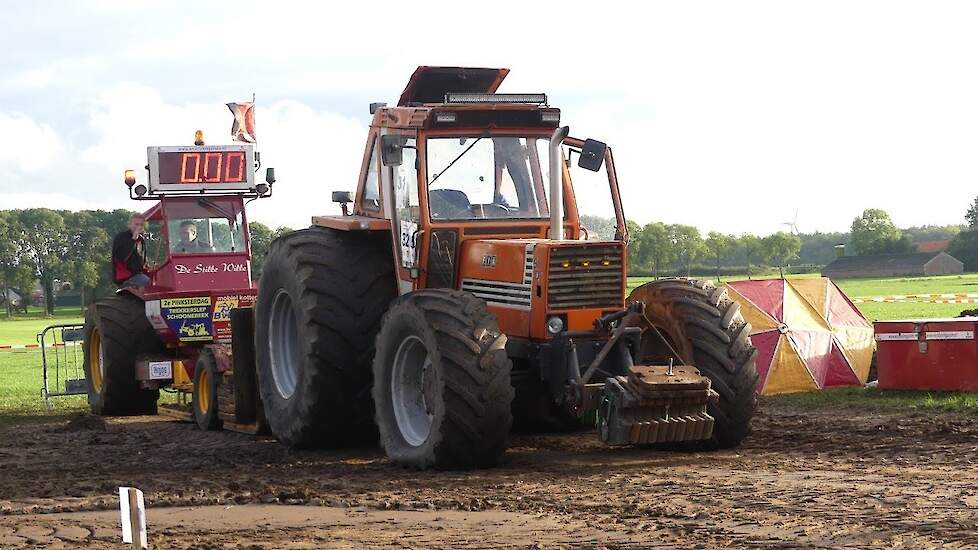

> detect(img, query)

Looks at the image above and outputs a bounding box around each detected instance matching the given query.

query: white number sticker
[399,220,418,268]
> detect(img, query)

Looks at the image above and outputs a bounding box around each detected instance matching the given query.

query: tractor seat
[429,189,471,219]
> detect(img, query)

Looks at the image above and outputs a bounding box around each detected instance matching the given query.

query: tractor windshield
[426,136,552,220]
[168,215,245,254]
[163,200,247,255]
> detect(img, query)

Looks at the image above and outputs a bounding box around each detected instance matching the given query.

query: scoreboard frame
[147,144,257,193]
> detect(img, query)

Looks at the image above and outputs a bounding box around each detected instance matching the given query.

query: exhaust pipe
[549,126,569,241]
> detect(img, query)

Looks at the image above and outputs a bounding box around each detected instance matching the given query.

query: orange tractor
[251,67,759,469]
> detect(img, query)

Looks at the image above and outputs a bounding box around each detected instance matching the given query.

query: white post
[120,487,147,549]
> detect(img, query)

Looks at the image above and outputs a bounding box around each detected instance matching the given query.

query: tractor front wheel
[82,294,162,415]
[627,278,759,450]
[372,290,514,470]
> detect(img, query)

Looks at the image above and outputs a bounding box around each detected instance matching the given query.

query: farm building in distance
[822,251,964,278]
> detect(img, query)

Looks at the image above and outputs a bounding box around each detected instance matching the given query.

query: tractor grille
[547,244,624,310]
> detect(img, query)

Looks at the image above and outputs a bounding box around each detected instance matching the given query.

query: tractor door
[385,131,423,294]
[563,137,627,242]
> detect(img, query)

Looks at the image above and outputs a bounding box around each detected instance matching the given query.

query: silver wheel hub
[268,289,301,399]
[390,335,433,447]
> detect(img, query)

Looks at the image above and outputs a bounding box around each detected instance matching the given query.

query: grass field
[0,349,87,421]
[770,386,978,415]
[0,306,85,346]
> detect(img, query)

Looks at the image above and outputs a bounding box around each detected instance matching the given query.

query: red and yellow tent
[726,278,874,395]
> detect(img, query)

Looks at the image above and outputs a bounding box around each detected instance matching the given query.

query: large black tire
[627,278,758,450]
[82,293,162,415]
[254,227,397,448]
[372,290,514,470]
[193,349,223,431]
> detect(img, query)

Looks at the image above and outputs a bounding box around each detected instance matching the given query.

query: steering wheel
[479,203,513,218]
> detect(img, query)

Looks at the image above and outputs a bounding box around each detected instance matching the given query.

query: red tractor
[248,67,759,469]
[82,134,275,432]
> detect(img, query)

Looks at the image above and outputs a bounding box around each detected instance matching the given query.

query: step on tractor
[251,66,759,469]
[82,131,276,433]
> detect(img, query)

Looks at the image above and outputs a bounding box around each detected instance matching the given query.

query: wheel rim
[89,328,105,393]
[198,368,211,414]
[268,289,301,399]
[390,335,433,447]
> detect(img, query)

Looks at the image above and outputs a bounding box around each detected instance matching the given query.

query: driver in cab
[173,220,214,253]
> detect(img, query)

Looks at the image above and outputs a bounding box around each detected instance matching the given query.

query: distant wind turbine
[782,209,800,235]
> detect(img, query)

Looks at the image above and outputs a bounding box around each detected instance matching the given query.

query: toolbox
[874,318,978,391]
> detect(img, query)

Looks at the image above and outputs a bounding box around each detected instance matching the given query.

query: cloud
[77,82,367,228]
[0,112,65,174]
[6,1,978,235]
[245,101,367,228]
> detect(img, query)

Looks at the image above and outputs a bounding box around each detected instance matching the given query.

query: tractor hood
[397,66,509,106]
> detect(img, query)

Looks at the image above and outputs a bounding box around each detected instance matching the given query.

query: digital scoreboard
[147,144,256,193]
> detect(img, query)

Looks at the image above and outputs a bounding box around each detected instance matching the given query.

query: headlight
[546,316,564,335]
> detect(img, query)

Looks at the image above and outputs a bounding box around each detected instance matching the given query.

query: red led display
[157,151,246,185]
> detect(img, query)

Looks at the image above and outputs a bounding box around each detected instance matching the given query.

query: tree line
[582,209,962,278]
[0,208,289,316]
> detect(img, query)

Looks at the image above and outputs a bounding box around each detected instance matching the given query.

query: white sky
[1,1,977,234]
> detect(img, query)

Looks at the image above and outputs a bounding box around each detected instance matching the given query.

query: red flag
[227,101,256,143]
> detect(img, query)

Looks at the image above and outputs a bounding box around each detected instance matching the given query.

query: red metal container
[874,318,978,391]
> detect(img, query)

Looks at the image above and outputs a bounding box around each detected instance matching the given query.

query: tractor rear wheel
[372,290,514,470]
[193,349,223,431]
[627,278,758,450]
[82,293,162,415]
[254,227,396,448]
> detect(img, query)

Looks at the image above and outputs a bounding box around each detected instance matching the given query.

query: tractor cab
[324,66,629,340]
[124,137,275,345]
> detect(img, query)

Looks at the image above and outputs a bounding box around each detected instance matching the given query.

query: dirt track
[2,399,978,548]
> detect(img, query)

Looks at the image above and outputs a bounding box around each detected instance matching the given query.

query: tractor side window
[564,145,618,241]
[144,219,167,270]
[362,140,381,211]
[393,138,419,267]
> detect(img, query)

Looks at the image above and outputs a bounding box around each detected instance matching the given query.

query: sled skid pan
[596,364,718,446]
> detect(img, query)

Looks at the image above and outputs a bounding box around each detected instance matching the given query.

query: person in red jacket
[112,214,150,287]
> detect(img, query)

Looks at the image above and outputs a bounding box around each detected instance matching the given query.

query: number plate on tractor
[148,361,173,380]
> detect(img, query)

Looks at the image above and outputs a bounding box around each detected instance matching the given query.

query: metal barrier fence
[39,323,87,408]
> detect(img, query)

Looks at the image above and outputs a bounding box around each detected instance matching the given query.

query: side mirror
[332,191,353,215]
[265,167,276,185]
[381,135,404,166]
[578,139,607,172]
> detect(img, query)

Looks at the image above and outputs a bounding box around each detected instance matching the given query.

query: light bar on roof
[444,93,548,105]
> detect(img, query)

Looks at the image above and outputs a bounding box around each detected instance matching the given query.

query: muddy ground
[1,399,978,548]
